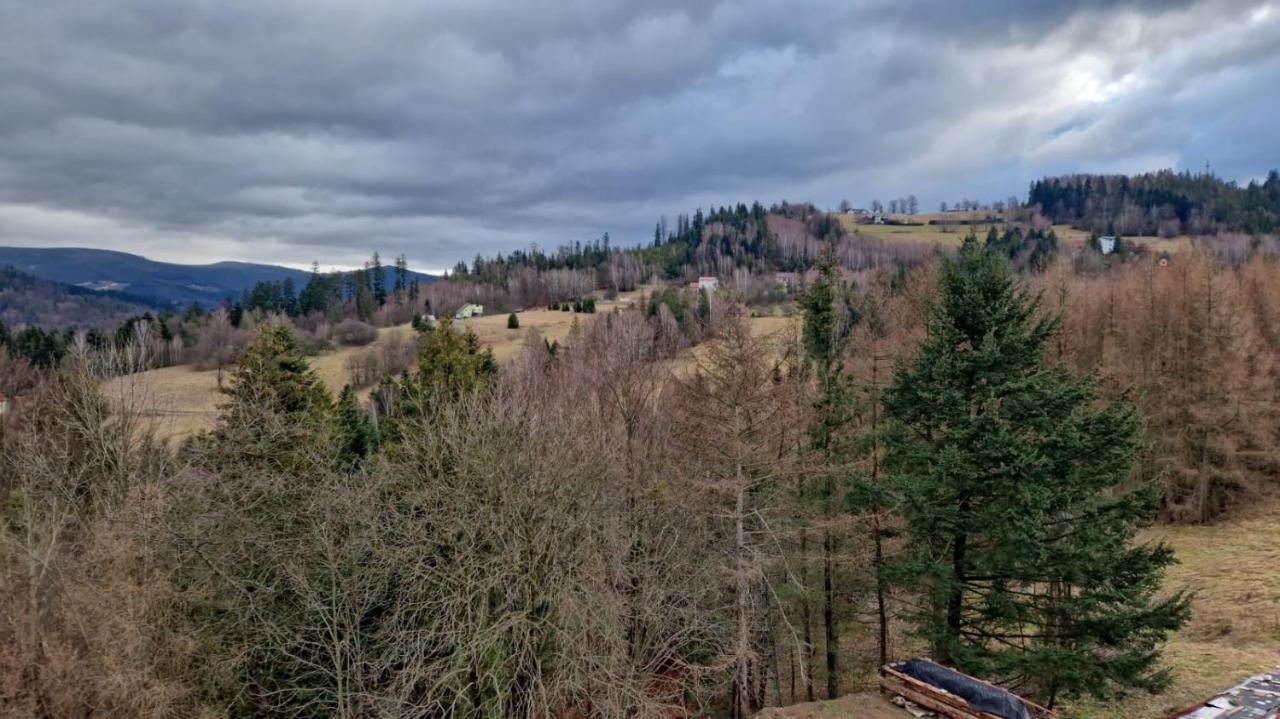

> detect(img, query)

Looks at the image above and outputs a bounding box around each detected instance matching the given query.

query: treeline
[434,200,908,311]
[2,240,1201,716]
[0,311,190,369]
[239,253,423,323]
[1029,169,1280,236]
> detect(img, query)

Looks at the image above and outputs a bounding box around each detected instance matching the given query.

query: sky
[1,0,1278,273]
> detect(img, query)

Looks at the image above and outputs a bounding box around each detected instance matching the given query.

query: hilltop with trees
[1028,169,1280,236]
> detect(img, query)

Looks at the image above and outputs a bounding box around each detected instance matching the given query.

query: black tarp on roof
[896,659,1031,719]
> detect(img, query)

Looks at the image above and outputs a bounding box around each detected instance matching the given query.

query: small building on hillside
[1098,236,1117,254]
[454,303,484,320]
[774,272,798,290]
[0,394,8,416]
[697,276,718,292]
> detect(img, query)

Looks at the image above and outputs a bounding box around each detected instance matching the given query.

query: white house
[774,271,798,290]
[1098,236,1117,254]
[697,276,718,292]
[454,303,484,320]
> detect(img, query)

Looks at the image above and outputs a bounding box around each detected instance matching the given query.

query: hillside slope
[0,247,433,308]
[0,265,158,328]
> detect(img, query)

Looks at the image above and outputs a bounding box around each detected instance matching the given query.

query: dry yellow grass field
[659,314,800,379]
[834,213,1195,255]
[456,309,582,362]
[758,692,903,718]
[103,298,644,441]
[101,324,416,441]
[767,502,1280,718]
[454,291,645,361]
[105,291,788,442]
[1060,504,1280,718]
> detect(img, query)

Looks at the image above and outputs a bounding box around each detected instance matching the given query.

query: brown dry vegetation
[758,691,904,718]
[104,289,645,441]
[103,323,416,441]
[7,249,1280,718]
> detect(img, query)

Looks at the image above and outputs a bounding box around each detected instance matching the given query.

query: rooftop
[1165,669,1280,718]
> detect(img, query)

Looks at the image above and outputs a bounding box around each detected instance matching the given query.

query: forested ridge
[0,265,160,328]
[1029,169,1280,236]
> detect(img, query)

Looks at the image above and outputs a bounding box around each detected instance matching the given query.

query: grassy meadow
[834,212,1194,256]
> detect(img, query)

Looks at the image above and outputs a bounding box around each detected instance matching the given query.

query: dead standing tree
[673,309,799,718]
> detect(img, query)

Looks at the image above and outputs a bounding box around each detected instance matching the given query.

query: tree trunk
[823,527,838,698]
[873,512,888,668]
[801,529,815,702]
[943,498,968,665]
[870,357,888,667]
[734,406,756,719]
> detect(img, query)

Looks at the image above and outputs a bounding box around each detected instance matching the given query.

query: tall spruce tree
[797,260,861,699]
[882,239,1190,706]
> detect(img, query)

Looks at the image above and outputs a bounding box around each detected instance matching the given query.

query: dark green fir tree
[882,238,1190,707]
[335,384,377,465]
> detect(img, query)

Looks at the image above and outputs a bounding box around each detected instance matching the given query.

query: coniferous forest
[1029,169,1280,236]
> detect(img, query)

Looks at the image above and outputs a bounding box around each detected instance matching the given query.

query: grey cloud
[0,0,1277,270]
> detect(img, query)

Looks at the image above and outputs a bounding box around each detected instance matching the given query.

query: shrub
[332,319,378,347]
[507,313,520,329]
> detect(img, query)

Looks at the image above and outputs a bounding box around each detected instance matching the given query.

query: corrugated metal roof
[1167,669,1280,718]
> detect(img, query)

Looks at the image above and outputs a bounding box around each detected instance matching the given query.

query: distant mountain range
[0,247,434,308]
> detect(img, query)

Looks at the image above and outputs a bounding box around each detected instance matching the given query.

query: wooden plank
[883,668,989,713]
[880,676,986,719]
[881,673,1000,719]
[880,665,1049,711]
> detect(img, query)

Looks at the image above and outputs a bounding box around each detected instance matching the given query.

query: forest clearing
[836,215,1194,256]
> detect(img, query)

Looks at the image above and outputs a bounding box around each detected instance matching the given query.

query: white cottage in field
[1098,236,1117,254]
[454,303,484,320]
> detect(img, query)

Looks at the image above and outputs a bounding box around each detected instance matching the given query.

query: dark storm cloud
[0,0,1276,269]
